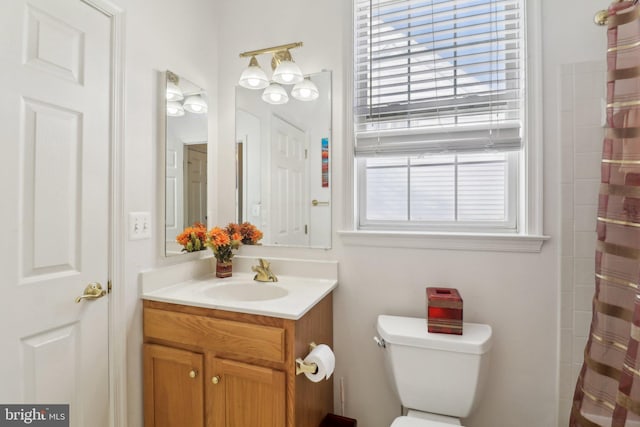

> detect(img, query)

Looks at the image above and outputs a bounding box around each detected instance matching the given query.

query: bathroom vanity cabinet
[143,293,333,427]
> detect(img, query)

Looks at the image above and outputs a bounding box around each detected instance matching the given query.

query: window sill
[337,230,549,253]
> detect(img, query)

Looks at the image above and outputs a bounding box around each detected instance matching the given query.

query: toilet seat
[390,416,464,427]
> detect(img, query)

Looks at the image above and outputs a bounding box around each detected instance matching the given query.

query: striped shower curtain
[571,1,640,426]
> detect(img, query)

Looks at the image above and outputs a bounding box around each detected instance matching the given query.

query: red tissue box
[427,287,463,335]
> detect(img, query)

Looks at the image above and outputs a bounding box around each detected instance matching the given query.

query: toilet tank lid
[377,315,492,354]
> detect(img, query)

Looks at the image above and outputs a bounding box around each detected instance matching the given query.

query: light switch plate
[129,212,151,240]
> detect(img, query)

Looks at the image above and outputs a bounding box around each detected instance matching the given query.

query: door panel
[21,323,79,402]
[22,98,82,279]
[0,1,111,426]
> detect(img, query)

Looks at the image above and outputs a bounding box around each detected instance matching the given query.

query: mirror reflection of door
[185,144,207,226]
[165,137,184,254]
[236,139,245,223]
[236,111,262,231]
[271,116,309,246]
[235,71,332,248]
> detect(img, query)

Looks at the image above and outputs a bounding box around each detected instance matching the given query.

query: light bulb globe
[272,61,303,85]
[183,95,208,114]
[166,101,185,117]
[262,83,289,105]
[291,79,319,101]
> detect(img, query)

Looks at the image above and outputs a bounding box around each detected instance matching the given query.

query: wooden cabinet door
[208,357,285,427]
[144,344,204,427]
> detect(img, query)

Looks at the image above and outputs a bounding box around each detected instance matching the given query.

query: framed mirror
[235,71,331,248]
[163,70,209,256]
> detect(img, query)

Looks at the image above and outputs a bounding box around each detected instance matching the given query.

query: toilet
[375,315,492,427]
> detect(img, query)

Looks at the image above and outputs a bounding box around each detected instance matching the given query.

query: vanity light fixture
[166,71,184,101]
[291,77,319,101]
[262,83,289,105]
[166,101,185,117]
[239,42,314,105]
[183,95,208,114]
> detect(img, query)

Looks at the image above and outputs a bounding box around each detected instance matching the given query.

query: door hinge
[305,224,308,235]
[108,280,112,293]
[305,149,308,159]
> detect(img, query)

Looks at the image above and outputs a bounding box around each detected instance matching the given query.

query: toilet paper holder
[295,342,319,376]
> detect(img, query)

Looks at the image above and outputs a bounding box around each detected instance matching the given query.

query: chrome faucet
[252,258,278,282]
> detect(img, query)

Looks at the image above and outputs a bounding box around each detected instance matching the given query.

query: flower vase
[215,260,233,278]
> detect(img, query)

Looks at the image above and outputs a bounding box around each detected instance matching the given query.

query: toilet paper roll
[303,344,335,383]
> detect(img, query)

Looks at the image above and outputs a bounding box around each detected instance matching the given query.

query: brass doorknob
[75,283,107,303]
[189,370,198,379]
[211,376,220,385]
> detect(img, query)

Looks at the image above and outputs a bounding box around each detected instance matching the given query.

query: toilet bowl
[375,315,492,427]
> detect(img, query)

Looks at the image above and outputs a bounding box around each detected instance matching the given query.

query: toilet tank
[377,315,492,419]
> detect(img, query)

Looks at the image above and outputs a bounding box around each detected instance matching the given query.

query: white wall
[213,1,575,427]
[113,0,608,426]
[114,0,219,425]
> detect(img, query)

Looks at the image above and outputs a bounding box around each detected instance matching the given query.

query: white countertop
[142,271,337,320]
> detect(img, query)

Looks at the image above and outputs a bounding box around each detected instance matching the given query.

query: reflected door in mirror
[235,71,332,249]
[271,116,309,246]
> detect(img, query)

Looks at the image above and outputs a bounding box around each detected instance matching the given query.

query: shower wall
[558,60,606,426]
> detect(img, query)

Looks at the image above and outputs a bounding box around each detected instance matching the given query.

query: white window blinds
[354,0,523,156]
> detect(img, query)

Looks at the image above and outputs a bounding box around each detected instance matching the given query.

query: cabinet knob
[211,375,220,385]
[189,370,198,379]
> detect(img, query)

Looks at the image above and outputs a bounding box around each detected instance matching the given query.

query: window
[353,0,524,233]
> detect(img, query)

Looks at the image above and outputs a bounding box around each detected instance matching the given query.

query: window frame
[340,0,548,252]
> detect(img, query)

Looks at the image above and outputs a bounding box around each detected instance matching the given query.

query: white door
[270,116,309,246]
[186,144,207,226]
[0,1,111,426]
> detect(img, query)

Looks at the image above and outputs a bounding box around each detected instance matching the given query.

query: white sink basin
[202,282,289,302]
[142,269,337,319]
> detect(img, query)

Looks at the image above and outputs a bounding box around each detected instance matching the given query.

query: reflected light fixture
[291,77,319,101]
[239,56,269,89]
[166,101,185,117]
[166,71,184,101]
[262,83,289,105]
[183,95,208,114]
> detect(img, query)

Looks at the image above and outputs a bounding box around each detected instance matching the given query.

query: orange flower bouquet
[176,222,207,253]
[227,222,264,245]
[205,222,262,278]
[205,227,241,264]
